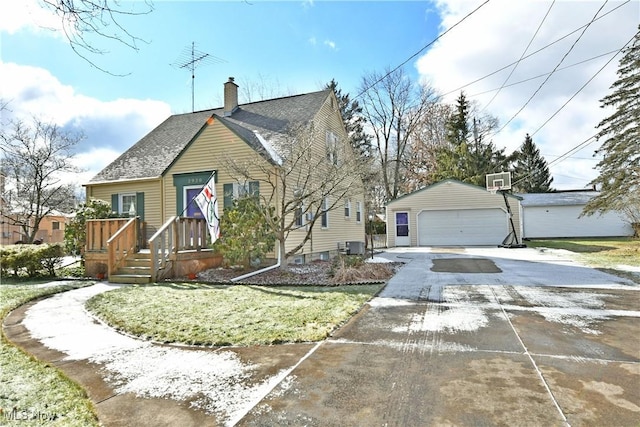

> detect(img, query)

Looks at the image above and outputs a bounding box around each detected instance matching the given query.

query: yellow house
[84,78,366,279]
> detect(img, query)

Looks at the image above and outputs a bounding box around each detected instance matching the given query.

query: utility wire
[494,0,610,136]
[353,0,491,102]
[531,33,635,137]
[440,0,628,98]
[481,0,555,112]
[511,133,599,188]
[469,49,620,97]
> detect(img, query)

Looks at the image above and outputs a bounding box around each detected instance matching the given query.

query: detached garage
[386,180,522,247]
[519,191,633,239]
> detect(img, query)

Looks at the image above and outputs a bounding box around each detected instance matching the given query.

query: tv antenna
[171,42,226,112]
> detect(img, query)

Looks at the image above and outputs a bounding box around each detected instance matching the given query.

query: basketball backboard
[486,171,511,193]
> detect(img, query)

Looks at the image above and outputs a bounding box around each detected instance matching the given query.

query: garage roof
[388,179,523,205]
[518,191,598,207]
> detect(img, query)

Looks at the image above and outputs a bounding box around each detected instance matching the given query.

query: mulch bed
[194,261,403,286]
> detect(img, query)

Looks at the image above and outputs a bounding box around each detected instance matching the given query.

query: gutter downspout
[230,244,282,283]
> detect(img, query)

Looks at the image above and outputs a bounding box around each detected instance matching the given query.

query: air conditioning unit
[346,241,365,255]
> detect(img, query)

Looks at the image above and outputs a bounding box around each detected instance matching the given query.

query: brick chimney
[224,77,238,116]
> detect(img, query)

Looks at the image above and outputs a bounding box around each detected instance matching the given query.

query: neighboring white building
[518,191,633,239]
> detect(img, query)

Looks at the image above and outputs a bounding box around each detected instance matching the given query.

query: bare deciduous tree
[224,122,365,268]
[40,0,154,74]
[359,67,437,202]
[402,102,453,193]
[0,118,82,243]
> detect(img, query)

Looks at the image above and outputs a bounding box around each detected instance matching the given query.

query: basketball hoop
[486,172,511,194]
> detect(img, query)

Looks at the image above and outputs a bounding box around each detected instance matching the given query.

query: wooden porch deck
[85,217,222,284]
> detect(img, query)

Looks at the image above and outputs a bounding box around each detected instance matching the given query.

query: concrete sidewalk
[4,247,640,426]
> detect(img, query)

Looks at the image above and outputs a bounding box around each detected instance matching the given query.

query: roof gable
[388,179,523,206]
[88,89,331,184]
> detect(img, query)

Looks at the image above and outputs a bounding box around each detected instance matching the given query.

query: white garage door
[418,209,507,246]
[523,205,632,238]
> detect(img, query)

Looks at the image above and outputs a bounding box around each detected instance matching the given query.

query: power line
[530,33,635,137]
[440,0,629,98]
[469,49,620,97]
[494,0,610,136]
[512,133,599,188]
[353,0,491,102]
[481,0,556,112]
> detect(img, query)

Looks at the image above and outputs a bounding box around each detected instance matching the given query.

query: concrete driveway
[5,247,640,426]
[238,247,640,426]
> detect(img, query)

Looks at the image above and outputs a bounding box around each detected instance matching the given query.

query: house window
[294,203,305,228]
[344,200,351,218]
[321,197,329,228]
[52,221,60,230]
[119,193,136,216]
[223,181,259,209]
[356,201,362,223]
[111,192,145,219]
[326,131,338,165]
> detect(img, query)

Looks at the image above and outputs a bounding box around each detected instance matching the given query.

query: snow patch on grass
[22,283,287,425]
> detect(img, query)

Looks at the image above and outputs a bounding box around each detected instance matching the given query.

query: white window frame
[356,201,362,223]
[326,131,338,165]
[295,203,305,228]
[321,197,329,229]
[344,199,351,219]
[119,193,136,216]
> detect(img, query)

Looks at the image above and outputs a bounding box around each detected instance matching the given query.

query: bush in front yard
[0,244,65,278]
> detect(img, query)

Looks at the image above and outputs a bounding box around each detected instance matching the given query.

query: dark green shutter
[111,194,119,214]
[223,183,233,209]
[136,192,145,220]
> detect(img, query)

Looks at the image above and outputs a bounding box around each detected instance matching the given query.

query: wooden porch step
[109,250,153,284]
[109,274,152,284]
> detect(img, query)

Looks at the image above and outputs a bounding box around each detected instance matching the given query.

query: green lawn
[86,283,383,346]
[526,237,640,268]
[0,282,99,426]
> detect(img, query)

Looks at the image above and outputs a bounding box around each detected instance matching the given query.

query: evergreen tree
[583,28,640,235]
[432,92,509,187]
[512,133,554,193]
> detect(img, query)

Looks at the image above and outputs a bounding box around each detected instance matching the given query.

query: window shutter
[223,183,233,209]
[136,192,145,220]
[111,194,119,214]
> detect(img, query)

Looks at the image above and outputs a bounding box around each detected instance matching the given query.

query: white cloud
[0,0,63,35]
[308,36,317,45]
[0,62,171,186]
[416,0,637,190]
[324,39,337,50]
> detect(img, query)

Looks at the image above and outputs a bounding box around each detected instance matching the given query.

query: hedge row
[0,244,65,278]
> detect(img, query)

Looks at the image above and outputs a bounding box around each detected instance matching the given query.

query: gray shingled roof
[518,191,598,207]
[89,90,331,183]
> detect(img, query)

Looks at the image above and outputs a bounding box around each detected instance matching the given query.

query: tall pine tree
[512,133,554,193]
[431,92,508,186]
[583,28,639,235]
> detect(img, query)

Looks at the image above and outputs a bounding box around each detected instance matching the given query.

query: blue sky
[1,0,637,190]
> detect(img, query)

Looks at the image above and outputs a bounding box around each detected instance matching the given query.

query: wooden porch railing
[106,217,139,278]
[86,218,130,252]
[148,216,210,282]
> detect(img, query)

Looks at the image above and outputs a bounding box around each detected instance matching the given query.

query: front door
[185,187,203,218]
[395,212,410,246]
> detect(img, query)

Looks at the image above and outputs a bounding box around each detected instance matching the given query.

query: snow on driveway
[22,283,286,426]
